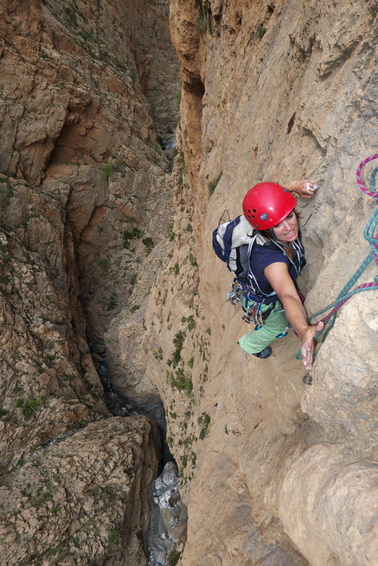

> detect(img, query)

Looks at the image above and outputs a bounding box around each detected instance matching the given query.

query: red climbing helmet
[242,182,296,229]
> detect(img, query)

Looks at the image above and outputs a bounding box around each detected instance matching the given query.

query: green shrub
[0,180,14,208]
[172,263,180,276]
[189,253,198,267]
[168,549,181,566]
[198,412,210,439]
[208,171,223,197]
[123,227,142,249]
[108,529,118,545]
[79,30,95,42]
[22,396,43,419]
[197,3,212,34]
[172,331,186,367]
[169,369,193,395]
[98,258,109,270]
[107,292,117,311]
[187,315,196,331]
[142,237,155,254]
[102,158,122,181]
[257,25,267,39]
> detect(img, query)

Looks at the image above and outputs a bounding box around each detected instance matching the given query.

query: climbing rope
[297,154,378,358]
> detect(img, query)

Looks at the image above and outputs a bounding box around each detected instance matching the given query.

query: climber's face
[272,210,298,242]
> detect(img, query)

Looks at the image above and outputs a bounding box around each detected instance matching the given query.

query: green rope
[309,277,378,321]
[296,162,378,360]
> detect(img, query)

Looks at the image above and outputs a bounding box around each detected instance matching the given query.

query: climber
[238,181,323,370]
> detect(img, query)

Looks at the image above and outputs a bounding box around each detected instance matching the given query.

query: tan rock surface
[0,416,159,566]
[140,0,378,564]
[279,442,378,566]
[0,0,179,564]
[1,0,378,565]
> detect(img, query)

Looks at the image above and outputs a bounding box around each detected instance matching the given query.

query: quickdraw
[242,299,265,327]
[226,279,244,305]
[226,279,274,327]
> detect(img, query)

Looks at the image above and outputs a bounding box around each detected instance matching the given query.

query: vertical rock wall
[139,0,378,564]
[1,0,377,564]
[0,0,180,564]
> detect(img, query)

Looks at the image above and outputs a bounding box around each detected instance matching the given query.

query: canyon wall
[0,0,377,565]
[0,0,179,564]
[139,0,378,564]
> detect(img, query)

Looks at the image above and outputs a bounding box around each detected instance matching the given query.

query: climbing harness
[241,298,274,327]
[226,232,303,330]
[226,278,276,327]
[297,154,378,360]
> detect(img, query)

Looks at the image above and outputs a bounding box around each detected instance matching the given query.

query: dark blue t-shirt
[248,242,306,304]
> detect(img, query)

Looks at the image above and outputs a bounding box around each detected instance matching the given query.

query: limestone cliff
[0,0,179,564]
[140,0,377,564]
[0,0,377,565]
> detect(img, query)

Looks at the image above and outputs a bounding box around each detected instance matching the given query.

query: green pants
[238,299,289,355]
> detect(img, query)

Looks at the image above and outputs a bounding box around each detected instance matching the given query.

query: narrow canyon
[0,1,377,565]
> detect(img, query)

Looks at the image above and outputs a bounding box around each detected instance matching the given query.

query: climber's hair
[253,210,301,242]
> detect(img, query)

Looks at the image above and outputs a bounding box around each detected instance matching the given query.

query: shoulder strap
[212,216,242,262]
[247,235,278,299]
[247,236,305,298]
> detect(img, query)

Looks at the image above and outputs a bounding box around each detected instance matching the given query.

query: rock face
[139,0,377,565]
[1,0,378,565]
[0,0,179,564]
[0,417,159,565]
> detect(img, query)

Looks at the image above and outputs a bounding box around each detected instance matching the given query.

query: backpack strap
[247,235,277,299]
[212,215,252,278]
[212,216,242,262]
